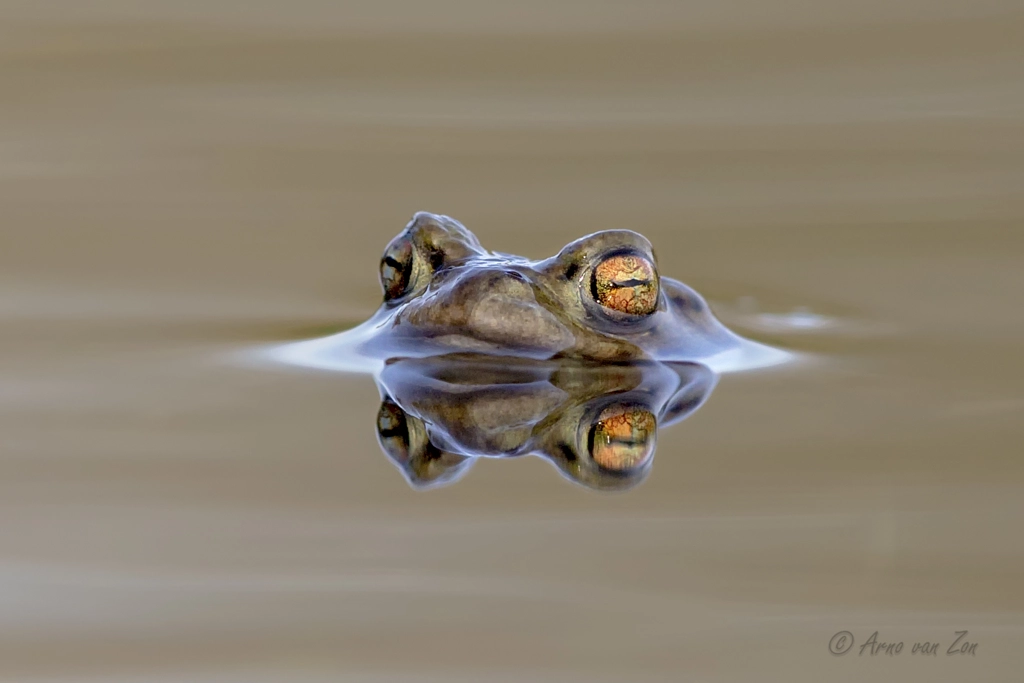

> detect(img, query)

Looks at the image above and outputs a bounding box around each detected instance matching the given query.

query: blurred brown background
[1,1,1022,681]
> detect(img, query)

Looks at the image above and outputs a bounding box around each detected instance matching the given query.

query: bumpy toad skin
[368,211,746,362]
[269,211,791,375]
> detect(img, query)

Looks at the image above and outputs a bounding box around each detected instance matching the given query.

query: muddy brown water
[2,2,1023,681]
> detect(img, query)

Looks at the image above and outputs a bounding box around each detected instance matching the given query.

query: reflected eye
[376,400,411,463]
[380,238,414,301]
[591,253,658,315]
[588,405,657,471]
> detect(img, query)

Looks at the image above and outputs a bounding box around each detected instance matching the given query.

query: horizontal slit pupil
[607,437,646,446]
[609,278,648,288]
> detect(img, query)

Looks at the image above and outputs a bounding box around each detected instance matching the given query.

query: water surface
[2,2,1023,681]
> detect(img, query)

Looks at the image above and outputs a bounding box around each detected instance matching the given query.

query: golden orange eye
[591,253,658,315]
[380,238,414,301]
[589,405,657,471]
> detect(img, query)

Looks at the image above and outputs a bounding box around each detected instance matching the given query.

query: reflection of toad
[374,356,716,491]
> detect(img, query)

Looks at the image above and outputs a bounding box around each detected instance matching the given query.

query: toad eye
[587,405,657,472]
[376,399,411,463]
[591,253,659,316]
[380,237,414,301]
